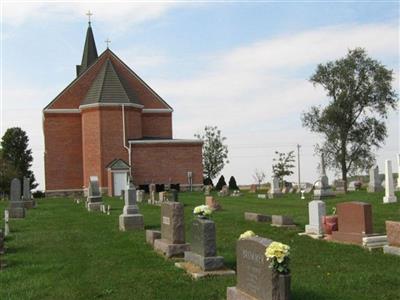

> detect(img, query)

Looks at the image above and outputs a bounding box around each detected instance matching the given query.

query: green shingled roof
[82,59,134,105]
[76,24,98,76]
[106,159,130,170]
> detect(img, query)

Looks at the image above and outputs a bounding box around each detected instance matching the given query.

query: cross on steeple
[86,10,93,24]
[105,38,111,49]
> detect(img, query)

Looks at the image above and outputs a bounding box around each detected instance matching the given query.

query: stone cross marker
[331,201,374,245]
[153,202,190,257]
[119,183,144,231]
[184,218,224,271]
[227,236,290,300]
[383,160,397,203]
[367,166,383,193]
[8,178,26,218]
[305,200,326,235]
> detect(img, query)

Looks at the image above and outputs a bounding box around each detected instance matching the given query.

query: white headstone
[4,210,9,236]
[305,200,326,235]
[367,166,383,193]
[383,160,397,203]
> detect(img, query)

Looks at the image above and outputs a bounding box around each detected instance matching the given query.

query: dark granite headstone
[10,178,21,202]
[191,218,216,257]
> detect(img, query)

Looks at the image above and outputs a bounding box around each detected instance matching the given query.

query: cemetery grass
[0,190,399,300]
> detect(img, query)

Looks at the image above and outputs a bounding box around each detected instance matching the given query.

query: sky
[1,1,399,190]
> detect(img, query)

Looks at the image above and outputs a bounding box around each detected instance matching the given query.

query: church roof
[82,58,136,105]
[76,24,98,77]
[106,158,130,170]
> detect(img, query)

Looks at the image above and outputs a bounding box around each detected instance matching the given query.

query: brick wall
[142,113,172,138]
[131,142,203,185]
[43,113,83,191]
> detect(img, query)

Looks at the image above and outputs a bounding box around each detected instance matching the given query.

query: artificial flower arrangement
[193,205,213,218]
[265,242,290,274]
[238,230,256,240]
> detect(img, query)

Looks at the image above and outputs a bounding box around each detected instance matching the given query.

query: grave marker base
[184,251,224,271]
[119,214,144,231]
[383,245,400,256]
[8,207,26,219]
[23,200,34,209]
[146,230,161,246]
[175,262,235,280]
[87,202,103,212]
[153,238,190,258]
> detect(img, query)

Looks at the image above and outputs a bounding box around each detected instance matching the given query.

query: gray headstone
[123,183,138,215]
[191,218,217,257]
[367,166,383,193]
[10,178,21,202]
[88,176,100,197]
[171,189,179,202]
[161,202,185,244]
[383,160,397,203]
[22,177,31,201]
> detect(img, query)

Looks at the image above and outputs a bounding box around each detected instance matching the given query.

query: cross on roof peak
[105,38,111,49]
[86,10,93,24]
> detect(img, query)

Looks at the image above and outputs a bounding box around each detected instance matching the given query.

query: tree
[195,125,229,180]
[228,176,239,190]
[272,151,296,187]
[215,175,227,191]
[302,48,398,192]
[203,177,214,186]
[252,169,266,189]
[0,149,18,195]
[1,127,38,189]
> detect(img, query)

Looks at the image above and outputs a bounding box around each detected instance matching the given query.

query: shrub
[215,175,227,191]
[228,176,239,190]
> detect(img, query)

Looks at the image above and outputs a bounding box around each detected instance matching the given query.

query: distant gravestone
[119,183,144,231]
[383,221,400,256]
[334,180,345,194]
[331,202,374,245]
[0,229,4,254]
[367,166,383,193]
[268,177,282,199]
[244,212,271,223]
[8,178,25,218]
[136,190,145,203]
[170,189,179,202]
[249,184,257,193]
[159,191,167,202]
[383,160,397,203]
[205,196,221,211]
[22,177,34,208]
[153,202,190,257]
[204,185,212,196]
[87,176,103,211]
[184,218,224,271]
[305,200,326,236]
[271,215,295,228]
[227,236,290,300]
[218,185,229,197]
[4,211,9,236]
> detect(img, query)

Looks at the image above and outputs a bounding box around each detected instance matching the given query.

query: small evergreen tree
[272,151,296,188]
[215,175,227,191]
[228,176,239,190]
[1,127,38,189]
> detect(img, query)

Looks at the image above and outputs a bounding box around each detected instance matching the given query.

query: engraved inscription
[163,216,170,225]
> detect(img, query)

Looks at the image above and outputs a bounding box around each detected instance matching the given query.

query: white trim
[142,108,173,113]
[43,109,81,114]
[79,103,144,110]
[45,188,83,192]
[109,169,129,173]
[129,139,203,145]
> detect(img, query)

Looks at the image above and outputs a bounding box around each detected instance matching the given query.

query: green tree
[1,127,38,189]
[215,175,227,191]
[272,151,295,188]
[195,125,229,180]
[302,48,398,191]
[0,148,18,195]
[228,176,239,190]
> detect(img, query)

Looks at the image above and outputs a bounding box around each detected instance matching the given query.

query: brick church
[43,21,203,196]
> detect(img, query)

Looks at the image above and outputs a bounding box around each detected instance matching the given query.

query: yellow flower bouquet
[265,241,290,274]
[193,205,213,218]
[238,230,256,240]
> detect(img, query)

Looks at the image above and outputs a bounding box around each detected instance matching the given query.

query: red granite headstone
[331,201,373,245]
[386,221,400,247]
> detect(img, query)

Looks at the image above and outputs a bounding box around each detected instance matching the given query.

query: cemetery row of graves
[0,164,399,300]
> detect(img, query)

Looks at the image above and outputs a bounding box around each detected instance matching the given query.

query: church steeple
[76,12,98,77]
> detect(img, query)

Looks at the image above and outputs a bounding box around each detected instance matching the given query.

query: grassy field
[0,190,399,300]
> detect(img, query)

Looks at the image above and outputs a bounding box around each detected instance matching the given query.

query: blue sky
[1,1,399,189]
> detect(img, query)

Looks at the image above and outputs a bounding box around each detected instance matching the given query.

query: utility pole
[297,144,301,191]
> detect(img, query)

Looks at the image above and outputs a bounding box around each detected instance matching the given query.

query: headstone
[204,185,212,196]
[271,215,295,227]
[149,183,156,194]
[244,212,271,223]
[227,236,290,300]
[305,200,326,236]
[119,183,144,231]
[153,202,190,257]
[8,178,25,218]
[136,190,144,203]
[313,154,335,200]
[205,196,221,211]
[4,211,9,236]
[0,229,4,254]
[184,218,224,271]
[281,187,290,194]
[334,179,346,194]
[170,189,179,202]
[383,160,397,203]
[383,221,400,256]
[159,191,167,202]
[347,181,361,192]
[149,191,156,204]
[249,184,257,193]
[268,176,282,199]
[367,166,383,193]
[218,185,229,197]
[22,177,34,208]
[397,154,400,191]
[304,183,313,193]
[146,230,161,246]
[331,202,374,245]
[257,194,267,199]
[87,176,103,211]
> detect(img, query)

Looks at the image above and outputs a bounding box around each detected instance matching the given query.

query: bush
[228,176,239,190]
[215,175,227,191]
[32,190,45,198]
[170,183,180,192]
[203,178,213,186]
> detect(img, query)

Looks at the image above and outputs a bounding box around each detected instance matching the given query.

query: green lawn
[0,190,399,300]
